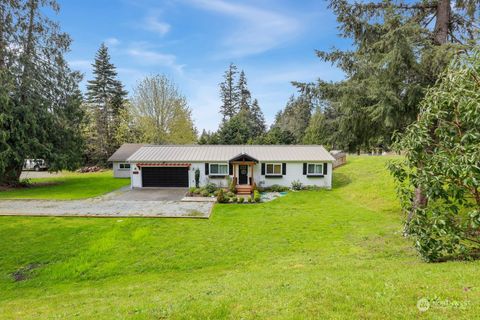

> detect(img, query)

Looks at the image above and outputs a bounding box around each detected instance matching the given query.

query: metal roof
[107,144,146,162]
[127,145,335,162]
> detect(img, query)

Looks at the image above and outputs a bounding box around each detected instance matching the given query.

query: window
[307,163,323,175]
[266,163,282,175]
[119,163,130,170]
[210,163,228,175]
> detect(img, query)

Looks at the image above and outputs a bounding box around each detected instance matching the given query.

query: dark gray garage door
[141,167,189,187]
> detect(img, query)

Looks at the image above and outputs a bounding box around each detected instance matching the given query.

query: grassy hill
[0,156,479,319]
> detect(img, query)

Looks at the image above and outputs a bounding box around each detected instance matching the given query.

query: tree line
[198,63,325,145]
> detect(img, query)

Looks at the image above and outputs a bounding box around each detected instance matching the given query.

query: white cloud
[187,0,302,57]
[144,13,171,36]
[126,44,185,74]
[105,37,120,47]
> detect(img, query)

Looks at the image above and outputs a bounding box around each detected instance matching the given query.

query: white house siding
[253,162,332,189]
[113,162,131,178]
[130,161,332,189]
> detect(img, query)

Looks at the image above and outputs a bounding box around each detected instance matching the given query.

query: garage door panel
[142,167,189,187]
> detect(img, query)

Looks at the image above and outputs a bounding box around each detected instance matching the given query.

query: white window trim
[265,163,282,176]
[307,163,323,175]
[119,163,131,170]
[209,163,228,176]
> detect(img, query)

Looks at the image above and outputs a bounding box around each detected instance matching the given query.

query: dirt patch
[12,263,41,282]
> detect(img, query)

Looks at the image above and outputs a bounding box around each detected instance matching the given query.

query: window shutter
[282,163,286,175]
[229,164,233,175]
[261,163,265,175]
[323,163,328,175]
[205,163,209,175]
[303,163,307,175]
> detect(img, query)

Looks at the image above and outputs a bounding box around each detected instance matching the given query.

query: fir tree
[0,0,84,185]
[219,63,239,121]
[249,98,266,137]
[86,43,127,165]
[237,70,251,112]
[272,95,312,143]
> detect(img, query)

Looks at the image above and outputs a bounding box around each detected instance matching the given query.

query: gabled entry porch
[229,153,258,195]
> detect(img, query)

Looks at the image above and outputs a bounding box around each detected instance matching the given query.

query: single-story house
[125,145,335,193]
[107,143,145,178]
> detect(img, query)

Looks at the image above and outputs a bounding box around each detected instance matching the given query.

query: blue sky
[60,0,348,131]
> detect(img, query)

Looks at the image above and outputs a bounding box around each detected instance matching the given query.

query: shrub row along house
[109,145,334,194]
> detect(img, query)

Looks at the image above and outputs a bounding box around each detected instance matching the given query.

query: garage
[141,166,189,187]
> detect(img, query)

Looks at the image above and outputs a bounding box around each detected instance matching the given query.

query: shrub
[231,196,237,203]
[267,184,289,192]
[226,191,235,198]
[229,178,236,194]
[200,190,210,197]
[188,187,196,194]
[291,180,303,191]
[216,189,226,203]
[238,197,244,203]
[213,190,220,197]
[254,190,261,202]
[194,168,200,188]
[205,182,217,194]
[248,196,253,203]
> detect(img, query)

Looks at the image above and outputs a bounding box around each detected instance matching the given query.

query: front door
[239,165,248,185]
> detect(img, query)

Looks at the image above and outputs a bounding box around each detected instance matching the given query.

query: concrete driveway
[105,188,188,201]
[0,188,214,218]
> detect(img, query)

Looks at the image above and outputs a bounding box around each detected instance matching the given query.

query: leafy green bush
[231,196,237,203]
[216,189,226,203]
[238,197,244,203]
[266,184,289,192]
[226,191,235,198]
[291,180,303,191]
[205,182,217,194]
[248,196,252,203]
[188,187,196,194]
[200,190,210,197]
[254,190,261,202]
[389,52,480,262]
[213,190,220,197]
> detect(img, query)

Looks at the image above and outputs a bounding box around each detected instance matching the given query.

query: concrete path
[0,198,213,218]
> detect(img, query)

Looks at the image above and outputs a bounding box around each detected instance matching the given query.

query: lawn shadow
[332,172,352,189]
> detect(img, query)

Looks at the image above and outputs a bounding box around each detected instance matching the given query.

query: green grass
[0,171,130,200]
[0,156,479,319]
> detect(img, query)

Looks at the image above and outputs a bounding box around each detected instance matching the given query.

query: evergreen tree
[219,63,239,121]
[260,127,296,145]
[272,95,312,143]
[249,98,266,137]
[302,107,330,146]
[217,110,253,144]
[0,0,84,185]
[296,0,479,152]
[86,43,127,165]
[237,70,251,112]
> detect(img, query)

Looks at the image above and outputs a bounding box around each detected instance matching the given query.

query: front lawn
[0,156,479,319]
[0,171,129,200]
